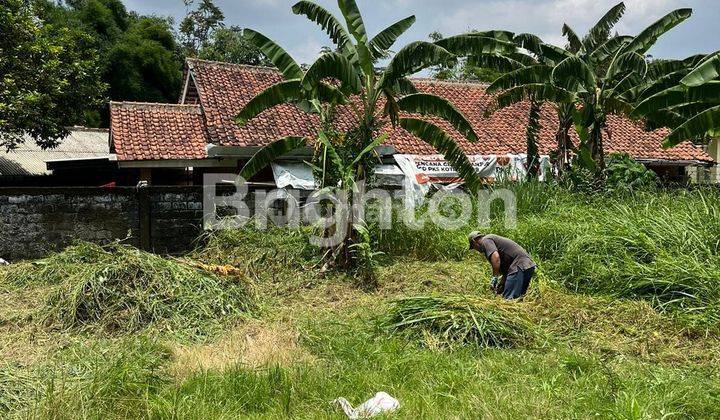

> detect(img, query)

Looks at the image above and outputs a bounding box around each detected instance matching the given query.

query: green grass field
[1,186,719,418]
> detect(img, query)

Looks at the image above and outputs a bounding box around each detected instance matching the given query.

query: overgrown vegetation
[2,186,720,417]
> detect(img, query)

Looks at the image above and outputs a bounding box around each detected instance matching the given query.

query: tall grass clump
[373,183,570,261]
[9,337,170,418]
[507,188,720,326]
[196,226,320,277]
[383,295,540,348]
[4,242,253,336]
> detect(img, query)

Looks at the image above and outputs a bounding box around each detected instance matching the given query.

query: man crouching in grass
[469,232,536,300]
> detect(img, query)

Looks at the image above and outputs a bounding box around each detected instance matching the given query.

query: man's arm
[489,251,501,277]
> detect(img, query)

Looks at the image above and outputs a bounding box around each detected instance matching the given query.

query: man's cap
[468,231,483,249]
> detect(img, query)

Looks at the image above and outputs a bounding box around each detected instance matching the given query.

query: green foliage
[3,191,720,417]
[244,29,304,79]
[349,223,383,287]
[428,31,506,83]
[239,0,485,277]
[179,0,224,56]
[467,4,692,172]
[604,153,658,192]
[198,26,270,66]
[503,188,720,328]
[106,16,183,103]
[633,52,720,146]
[0,0,106,149]
[31,0,183,126]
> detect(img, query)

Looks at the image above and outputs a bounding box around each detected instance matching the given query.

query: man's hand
[490,276,500,292]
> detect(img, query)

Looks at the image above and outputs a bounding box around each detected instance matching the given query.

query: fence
[0,186,207,260]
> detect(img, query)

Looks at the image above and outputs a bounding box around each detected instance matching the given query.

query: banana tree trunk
[588,123,606,172]
[555,107,573,176]
[526,100,541,180]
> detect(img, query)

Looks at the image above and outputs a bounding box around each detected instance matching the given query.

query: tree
[32,0,183,123]
[0,0,106,149]
[197,26,270,66]
[429,31,504,83]
[448,31,575,175]
[235,0,510,273]
[467,3,692,172]
[549,3,691,170]
[106,16,183,103]
[180,0,224,57]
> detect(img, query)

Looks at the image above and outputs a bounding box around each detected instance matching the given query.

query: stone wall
[0,187,206,260]
[150,189,205,255]
[0,186,313,261]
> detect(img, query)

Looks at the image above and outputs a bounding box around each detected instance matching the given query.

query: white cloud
[435,0,684,47]
[290,38,324,65]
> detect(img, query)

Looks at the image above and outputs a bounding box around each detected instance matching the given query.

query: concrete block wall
[0,186,311,261]
[0,188,140,260]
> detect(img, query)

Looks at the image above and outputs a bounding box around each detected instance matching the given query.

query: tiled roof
[0,128,111,176]
[109,102,208,161]
[184,59,712,163]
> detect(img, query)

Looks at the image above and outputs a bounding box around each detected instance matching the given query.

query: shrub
[508,189,720,327]
[605,153,659,192]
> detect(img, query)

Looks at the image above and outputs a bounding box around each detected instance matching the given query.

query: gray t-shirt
[479,234,536,276]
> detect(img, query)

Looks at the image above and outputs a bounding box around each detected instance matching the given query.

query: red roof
[109,59,712,164]
[110,102,208,161]
[185,59,711,163]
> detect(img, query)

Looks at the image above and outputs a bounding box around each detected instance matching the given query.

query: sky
[125,0,719,65]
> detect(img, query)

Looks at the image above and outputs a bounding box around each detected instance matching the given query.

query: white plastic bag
[333,392,400,419]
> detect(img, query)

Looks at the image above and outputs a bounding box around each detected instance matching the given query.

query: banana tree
[548,4,692,170]
[234,0,511,268]
[462,3,692,172]
[457,31,576,175]
[631,52,720,148]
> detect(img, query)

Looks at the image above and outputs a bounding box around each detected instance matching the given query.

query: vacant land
[1,185,719,419]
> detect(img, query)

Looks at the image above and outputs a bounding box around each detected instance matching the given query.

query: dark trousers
[502,267,535,300]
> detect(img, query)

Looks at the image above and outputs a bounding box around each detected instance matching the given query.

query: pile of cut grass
[383,295,540,348]
[2,242,253,336]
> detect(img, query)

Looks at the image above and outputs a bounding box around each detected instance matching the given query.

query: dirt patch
[171,322,315,379]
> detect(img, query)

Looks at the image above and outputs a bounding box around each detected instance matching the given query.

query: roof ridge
[110,101,202,113]
[186,58,279,73]
[65,126,110,133]
[185,58,495,88]
[411,78,491,88]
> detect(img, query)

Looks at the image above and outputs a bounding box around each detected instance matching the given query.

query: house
[103,58,714,187]
[0,128,116,186]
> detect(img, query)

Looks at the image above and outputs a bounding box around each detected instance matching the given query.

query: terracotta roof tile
[110,102,208,161]
[187,59,712,163]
